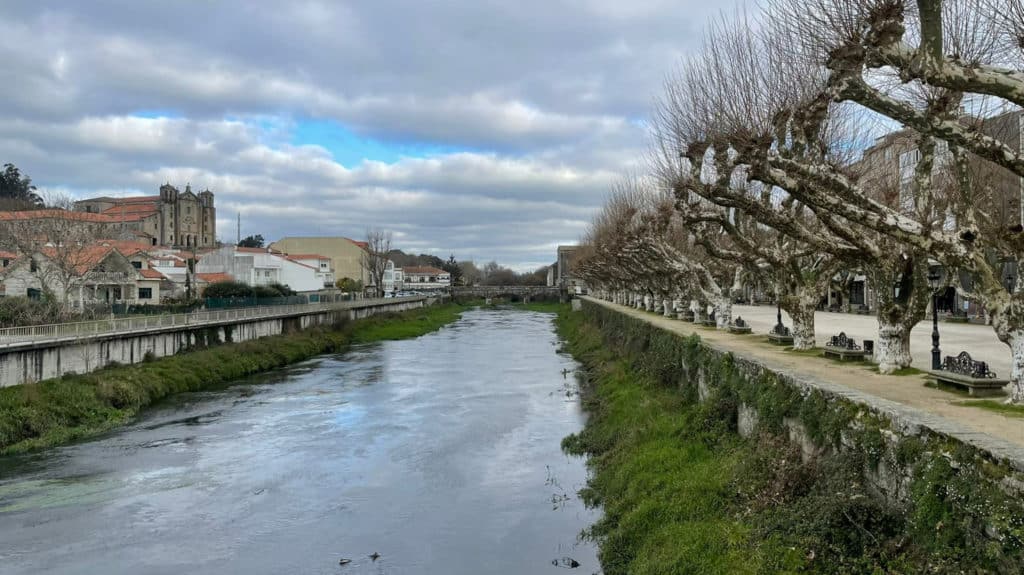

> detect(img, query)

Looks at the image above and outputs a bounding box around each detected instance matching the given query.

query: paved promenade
[584,298,1024,462]
[733,304,1012,379]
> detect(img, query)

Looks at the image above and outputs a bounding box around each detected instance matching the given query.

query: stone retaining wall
[582,299,1024,552]
[0,298,427,388]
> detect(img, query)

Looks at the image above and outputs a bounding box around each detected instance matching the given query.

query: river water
[0,308,599,575]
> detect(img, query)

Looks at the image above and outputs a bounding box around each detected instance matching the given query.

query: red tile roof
[40,245,119,275]
[0,209,120,223]
[138,268,166,279]
[100,203,160,216]
[348,239,368,249]
[196,272,233,283]
[96,240,154,255]
[403,266,446,275]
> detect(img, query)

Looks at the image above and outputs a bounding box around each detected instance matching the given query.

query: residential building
[401,266,450,289]
[74,184,216,248]
[268,237,369,284]
[0,243,168,306]
[847,109,1024,316]
[383,261,404,293]
[195,246,335,292]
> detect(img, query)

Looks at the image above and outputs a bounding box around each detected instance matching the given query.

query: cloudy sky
[0,0,735,269]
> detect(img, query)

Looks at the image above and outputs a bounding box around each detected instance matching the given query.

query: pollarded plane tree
[575,183,667,310]
[653,14,939,369]
[651,100,848,350]
[628,181,747,329]
[764,0,1024,400]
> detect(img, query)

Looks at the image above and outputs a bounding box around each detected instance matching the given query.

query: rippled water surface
[0,308,599,574]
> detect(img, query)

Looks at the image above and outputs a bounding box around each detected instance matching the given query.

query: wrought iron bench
[728,316,752,334]
[928,351,1009,397]
[823,332,867,361]
[700,310,717,327]
[767,324,793,345]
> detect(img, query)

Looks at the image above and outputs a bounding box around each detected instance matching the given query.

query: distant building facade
[269,237,369,285]
[555,245,586,292]
[74,184,216,248]
[401,266,450,290]
[195,246,335,293]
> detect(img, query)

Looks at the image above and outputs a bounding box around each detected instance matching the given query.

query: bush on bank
[558,301,1024,574]
[0,303,463,455]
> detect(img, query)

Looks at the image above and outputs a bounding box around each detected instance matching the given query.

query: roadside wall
[581,299,1024,552]
[0,298,426,388]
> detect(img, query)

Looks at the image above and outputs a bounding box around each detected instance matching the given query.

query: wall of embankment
[580,299,1024,558]
[0,298,430,388]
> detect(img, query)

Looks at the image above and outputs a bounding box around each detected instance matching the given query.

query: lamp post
[774,299,784,334]
[928,269,941,370]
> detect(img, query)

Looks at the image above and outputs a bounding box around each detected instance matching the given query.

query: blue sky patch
[290,119,478,166]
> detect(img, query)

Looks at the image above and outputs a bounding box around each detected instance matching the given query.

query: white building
[195,246,335,293]
[383,261,405,294]
[401,266,450,290]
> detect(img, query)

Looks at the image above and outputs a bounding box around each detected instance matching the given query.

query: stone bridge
[452,285,562,301]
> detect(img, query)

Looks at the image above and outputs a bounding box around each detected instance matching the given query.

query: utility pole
[237,212,241,245]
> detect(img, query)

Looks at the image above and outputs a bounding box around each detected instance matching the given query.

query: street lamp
[774,299,784,334]
[1005,272,1016,295]
[928,269,942,370]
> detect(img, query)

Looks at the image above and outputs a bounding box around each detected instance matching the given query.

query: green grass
[349,304,463,343]
[556,309,806,574]
[0,303,465,455]
[554,305,955,574]
[956,399,1024,417]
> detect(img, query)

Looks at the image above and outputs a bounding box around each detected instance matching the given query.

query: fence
[0,296,422,346]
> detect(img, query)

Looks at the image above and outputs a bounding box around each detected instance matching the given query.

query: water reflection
[0,308,600,574]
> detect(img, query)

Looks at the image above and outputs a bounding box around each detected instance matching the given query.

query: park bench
[678,309,695,322]
[823,332,867,361]
[928,351,1010,397]
[728,317,752,334]
[767,324,793,345]
[701,310,717,327]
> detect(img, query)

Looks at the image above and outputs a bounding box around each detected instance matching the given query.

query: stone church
[74,184,216,248]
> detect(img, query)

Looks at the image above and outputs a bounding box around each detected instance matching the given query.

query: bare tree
[0,193,105,308]
[362,228,393,298]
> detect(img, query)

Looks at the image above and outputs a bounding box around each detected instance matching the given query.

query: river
[0,308,599,574]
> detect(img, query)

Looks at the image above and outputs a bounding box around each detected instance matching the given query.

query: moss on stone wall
[561,300,1024,573]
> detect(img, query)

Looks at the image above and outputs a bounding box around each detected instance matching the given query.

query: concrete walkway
[732,304,1011,378]
[584,298,1024,458]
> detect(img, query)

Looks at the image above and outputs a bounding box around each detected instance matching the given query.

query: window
[186,206,191,214]
[131,261,142,269]
[138,287,152,299]
[1,259,8,268]
[29,258,37,272]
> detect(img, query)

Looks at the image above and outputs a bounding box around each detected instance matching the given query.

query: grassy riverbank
[556,306,1022,574]
[0,303,464,455]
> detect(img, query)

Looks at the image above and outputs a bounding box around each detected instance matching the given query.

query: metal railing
[0,296,426,347]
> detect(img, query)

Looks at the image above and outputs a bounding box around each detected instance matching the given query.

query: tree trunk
[653,297,664,314]
[875,319,913,374]
[789,299,817,350]
[662,298,673,317]
[713,296,732,329]
[1004,330,1024,403]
